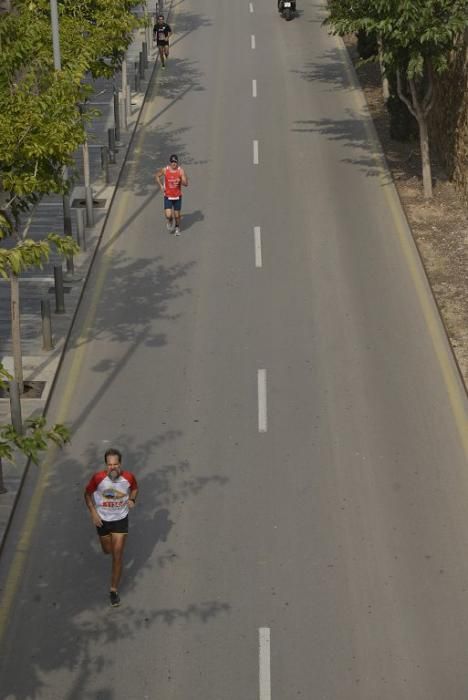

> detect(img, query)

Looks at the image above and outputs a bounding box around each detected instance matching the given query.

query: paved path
[0,0,467,698]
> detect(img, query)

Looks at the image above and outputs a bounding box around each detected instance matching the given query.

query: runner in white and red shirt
[84,448,138,607]
[155,153,188,235]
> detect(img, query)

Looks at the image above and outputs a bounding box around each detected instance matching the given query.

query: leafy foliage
[0,416,71,463]
[0,0,142,215]
[326,0,468,79]
[0,235,79,278]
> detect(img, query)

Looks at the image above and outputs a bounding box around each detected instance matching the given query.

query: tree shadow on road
[0,431,230,700]
[291,48,353,91]
[291,111,389,179]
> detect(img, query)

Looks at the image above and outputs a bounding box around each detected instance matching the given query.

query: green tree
[326,0,468,198]
[0,222,79,393]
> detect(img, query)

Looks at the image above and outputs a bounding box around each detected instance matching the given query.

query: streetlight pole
[50,0,73,239]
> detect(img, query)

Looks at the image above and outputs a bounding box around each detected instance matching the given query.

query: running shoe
[110,590,121,607]
[175,227,181,236]
[166,220,173,232]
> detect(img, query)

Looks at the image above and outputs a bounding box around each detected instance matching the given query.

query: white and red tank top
[164,165,183,199]
[85,470,137,521]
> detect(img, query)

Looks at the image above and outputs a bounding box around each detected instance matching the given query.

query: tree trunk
[378,38,390,102]
[10,272,24,394]
[397,71,434,199]
[418,115,433,199]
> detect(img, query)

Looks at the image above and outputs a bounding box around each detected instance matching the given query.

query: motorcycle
[278,0,296,21]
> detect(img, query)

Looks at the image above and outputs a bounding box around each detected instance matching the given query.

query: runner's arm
[84,490,103,527]
[128,487,139,509]
[181,168,188,187]
[155,168,165,189]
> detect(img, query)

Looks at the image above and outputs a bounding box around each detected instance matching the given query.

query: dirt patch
[343,36,468,388]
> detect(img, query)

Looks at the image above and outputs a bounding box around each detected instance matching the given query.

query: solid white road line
[252,79,257,97]
[259,628,271,700]
[254,226,262,268]
[253,140,259,165]
[258,370,268,432]
[249,2,254,12]
[251,34,256,49]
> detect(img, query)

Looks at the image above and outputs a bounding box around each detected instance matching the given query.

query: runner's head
[158,14,164,23]
[169,154,179,169]
[104,447,122,481]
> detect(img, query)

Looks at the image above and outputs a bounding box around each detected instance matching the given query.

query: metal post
[134,70,140,93]
[142,41,148,69]
[50,0,73,240]
[122,56,129,125]
[108,128,116,164]
[76,208,86,251]
[50,0,61,70]
[54,265,65,314]
[9,381,23,435]
[126,84,132,115]
[66,254,75,275]
[41,299,53,351]
[122,54,128,106]
[101,146,110,185]
[0,458,7,495]
[82,139,94,227]
[113,89,121,144]
[139,51,145,80]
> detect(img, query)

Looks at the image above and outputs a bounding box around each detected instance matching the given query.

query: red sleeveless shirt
[164,166,183,198]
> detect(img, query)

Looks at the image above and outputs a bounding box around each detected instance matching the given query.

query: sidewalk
[0,4,162,552]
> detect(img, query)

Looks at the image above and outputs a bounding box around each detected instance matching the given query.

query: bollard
[142,41,148,69]
[134,71,140,93]
[9,381,23,434]
[66,254,75,275]
[41,299,53,351]
[121,92,128,131]
[76,207,86,250]
[139,51,145,80]
[0,457,7,494]
[126,84,131,115]
[113,89,121,143]
[108,128,116,164]
[101,146,110,185]
[54,265,65,314]
[85,186,94,227]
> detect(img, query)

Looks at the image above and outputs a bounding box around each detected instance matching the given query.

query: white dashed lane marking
[259,627,271,699]
[253,140,259,164]
[254,227,262,268]
[257,370,268,432]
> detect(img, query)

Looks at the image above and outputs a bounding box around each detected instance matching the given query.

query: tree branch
[396,69,417,118]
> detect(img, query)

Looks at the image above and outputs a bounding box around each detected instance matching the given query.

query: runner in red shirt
[155,154,188,235]
[84,448,138,606]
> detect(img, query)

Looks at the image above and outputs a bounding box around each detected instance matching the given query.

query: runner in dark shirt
[153,14,172,68]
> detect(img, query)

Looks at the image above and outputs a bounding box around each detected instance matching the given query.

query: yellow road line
[336,35,468,456]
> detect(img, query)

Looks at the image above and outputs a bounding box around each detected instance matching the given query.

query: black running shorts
[96,515,129,537]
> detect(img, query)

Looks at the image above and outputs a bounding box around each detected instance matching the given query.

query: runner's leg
[110,533,127,591]
[99,534,112,554]
[165,206,174,230]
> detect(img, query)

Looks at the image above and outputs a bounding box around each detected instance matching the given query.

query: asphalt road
[0,0,467,698]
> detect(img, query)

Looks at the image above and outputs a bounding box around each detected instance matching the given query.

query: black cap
[169,154,179,163]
